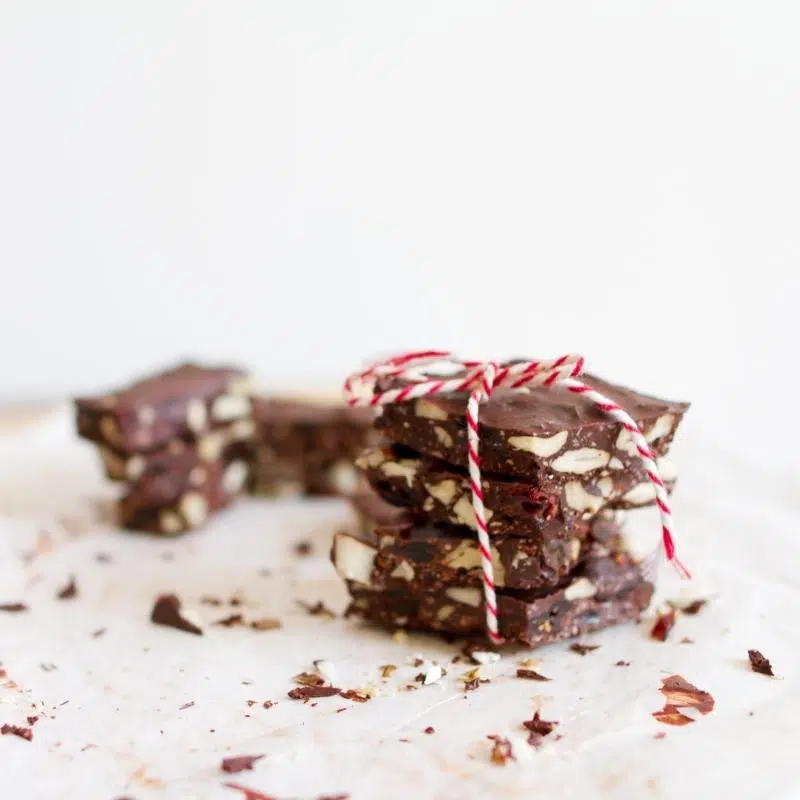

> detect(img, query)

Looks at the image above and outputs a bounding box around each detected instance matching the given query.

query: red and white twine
[344,351,689,644]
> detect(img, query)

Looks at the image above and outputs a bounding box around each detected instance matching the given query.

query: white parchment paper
[0,410,798,800]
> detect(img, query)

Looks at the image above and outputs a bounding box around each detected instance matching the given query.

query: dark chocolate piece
[75,362,252,454]
[335,492,622,592]
[747,649,774,677]
[357,445,676,538]
[375,372,688,481]
[345,545,653,645]
[150,594,203,635]
[1,723,33,741]
[251,395,379,497]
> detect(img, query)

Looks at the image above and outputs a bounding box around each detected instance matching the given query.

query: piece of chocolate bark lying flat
[335,491,625,593]
[356,445,677,538]
[75,363,253,454]
[375,373,688,481]
[345,542,653,645]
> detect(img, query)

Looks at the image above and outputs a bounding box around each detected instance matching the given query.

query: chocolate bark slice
[117,459,248,535]
[356,445,677,537]
[97,420,256,483]
[375,372,688,481]
[251,395,379,497]
[76,362,253,454]
[345,543,653,646]
[334,491,622,592]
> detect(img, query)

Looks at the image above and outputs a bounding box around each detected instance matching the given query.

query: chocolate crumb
[297,600,336,619]
[654,732,667,740]
[411,657,425,667]
[246,700,256,707]
[262,701,275,710]
[335,707,348,713]
[748,649,774,677]
[150,594,203,635]
[523,711,558,747]
[200,595,223,607]
[288,686,342,701]
[424,726,435,734]
[398,737,411,743]
[294,540,313,557]
[0,603,28,613]
[487,735,514,765]
[569,642,600,656]
[679,636,695,645]
[215,613,245,628]
[26,716,39,726]
[1,724,33,741]
[680,599,707,615]
[178,701,195,710]
[650,609,677,642]
[340,689,371,703]
[229,595,244,607]
[220,754,264,774]
[250,617,281,631]
[516,668,550,682]
[40,663,57,672]
[463,678,481,692]
[91,628,106,638]
[95,552,112,564]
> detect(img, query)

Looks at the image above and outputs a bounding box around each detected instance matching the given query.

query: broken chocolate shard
[0,603,28,613]
[287,686,341,700]
[150,594,203,635]
[1,723,33,741]
[569,642,600,656]
[650,608,677,642]
[748,649,774,677]
[339,689,371,703]
[215,613,245,627]
[56,576,78,600]
[220,754,265,774]
[516,668,550,682]
[523,710,558,747]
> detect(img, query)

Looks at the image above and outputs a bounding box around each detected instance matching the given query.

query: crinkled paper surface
[0,410,797,800]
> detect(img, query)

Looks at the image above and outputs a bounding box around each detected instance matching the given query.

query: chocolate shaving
[650,609,677,642]
[487,735,514,765]
[340,689,370,703]
[297,600,335,619]
[56,576,78,600]
[653,674,715,726]
[516,668,550,682]
[215,613,245,628]
[523,711,558,747]
[614,660,631,666]
[220,755,264,774]
[150,594,202,635]
[287,686,341,701]
[1,723,33,741]
[569,642,599,656]
[250,617,281,631]
[748,649,774,677]
[0,603,28,613]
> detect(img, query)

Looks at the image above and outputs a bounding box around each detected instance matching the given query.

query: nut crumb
[487,735,514,765]
[340,689,371,703]
[379,664,397,678]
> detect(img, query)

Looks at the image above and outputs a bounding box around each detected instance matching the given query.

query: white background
[1,2,799,460]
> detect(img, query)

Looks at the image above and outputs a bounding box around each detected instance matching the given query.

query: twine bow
[345,351,688,644]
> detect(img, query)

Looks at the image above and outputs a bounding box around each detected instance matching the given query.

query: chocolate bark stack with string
[333,356,689,646]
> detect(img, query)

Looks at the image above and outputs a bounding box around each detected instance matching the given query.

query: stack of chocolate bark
[333,375,688,646]
[251,396,379,497]
[75,364,257,535]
